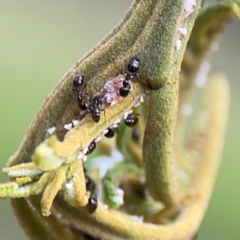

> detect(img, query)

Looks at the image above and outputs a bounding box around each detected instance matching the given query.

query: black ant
[85,141,96,155]
[76,90,87,110]
[124,113,138,127]
[87,194,98,213]
[83,167,97,213]
[119,57,140,98]
[89,105,100,122]
[72,74,87,110]
[72,75,104,122]
[89,95,103,123]
[104,126,118,138]
[104,128,115,138]
[85,174,96,193]
[83,167,96,194]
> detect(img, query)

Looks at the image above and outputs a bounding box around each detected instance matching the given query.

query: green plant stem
[180,3,238,108]
[141,0,203,206]
[176,2,239,168]
[143,81,179,206]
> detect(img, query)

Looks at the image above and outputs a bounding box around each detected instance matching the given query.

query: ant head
[128,57,140,73]
[73,74,84,88]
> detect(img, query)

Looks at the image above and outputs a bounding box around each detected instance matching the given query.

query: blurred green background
[0,1,239,239]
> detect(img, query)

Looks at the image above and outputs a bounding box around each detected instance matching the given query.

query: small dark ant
[72,74,88,110]
[72,74,104,122]
[104,128,115,138]
[84,167,98,214]
[76,90,87,110]
[85,141,96,155]
[89,95,103,123]
[119,57,140,98]
[119,73,131,97]
[124,113,138,127]
[85,174,96,192]
[87,194,98,213]
[89,105,100,122]
[83,165,96,193]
